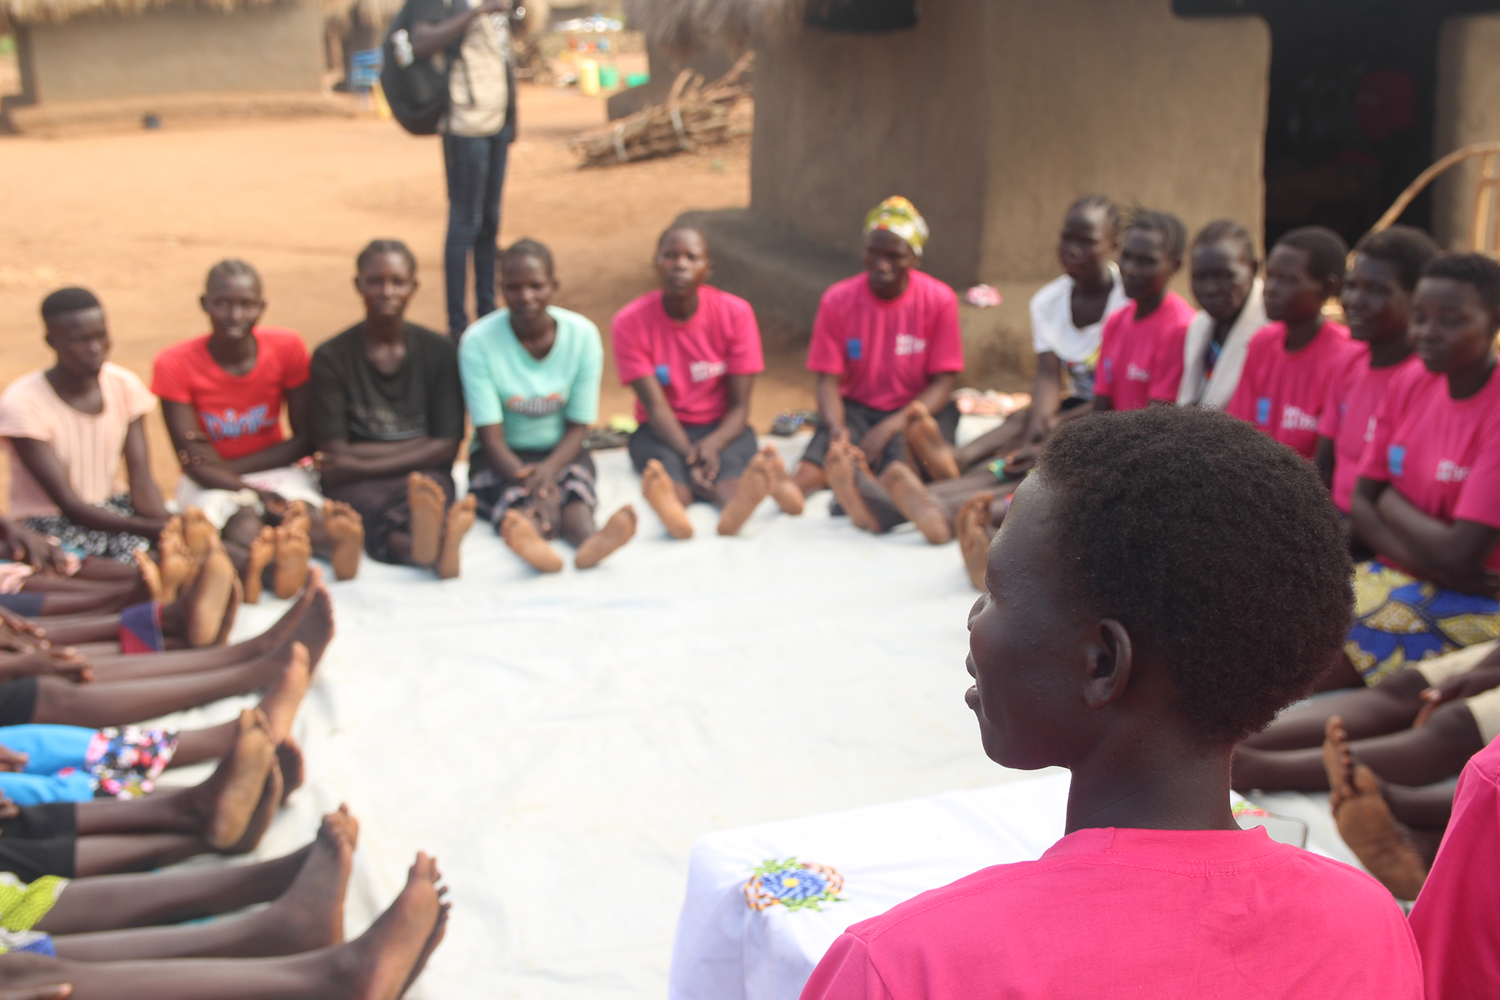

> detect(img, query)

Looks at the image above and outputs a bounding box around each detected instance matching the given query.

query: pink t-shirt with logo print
[1358,361,1500,572]
[1318,350,1422,512]
[612,285,765,426]
[806,270,964,413]
[1093,291,1196,411]
[1226,320,1361,459]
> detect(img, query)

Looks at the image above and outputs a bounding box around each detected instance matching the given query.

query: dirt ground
[0,84,815,500]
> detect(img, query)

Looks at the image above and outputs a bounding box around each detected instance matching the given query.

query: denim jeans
[442,130,510,337]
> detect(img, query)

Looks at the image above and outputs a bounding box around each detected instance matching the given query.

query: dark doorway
[1177,0,1500,248]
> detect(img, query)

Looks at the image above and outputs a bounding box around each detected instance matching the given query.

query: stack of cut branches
[568,52,753,167]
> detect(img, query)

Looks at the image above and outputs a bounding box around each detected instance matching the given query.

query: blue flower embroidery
[744,858,846,912]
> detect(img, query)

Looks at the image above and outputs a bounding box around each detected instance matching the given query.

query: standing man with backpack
[407,0,518,339]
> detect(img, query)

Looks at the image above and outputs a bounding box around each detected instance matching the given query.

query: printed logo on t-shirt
[1255,398,1272,426]
[1436,460,1471,484]
[894,334,928,357]
[1125,363,1151,383]
[1365,415,1378,443]
[505,394,565,417]
[846,339,863,361]
[1280,406,1319,432]
[654,364,672,386]
[202,405,273,441]
[689,360,727,383]
[1388,444,1406,477]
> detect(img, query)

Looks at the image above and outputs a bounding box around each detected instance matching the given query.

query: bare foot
[760,445,805,515]
[1333,764,1430,899]
[196,709,278,850]
[133,550,162,601]
[904,401,960,480]
[158,529,192,604]
[642,459,693,539]
[956,491,994,592]
[408,473,445,568]
[283,500,312,535]
[273,524,313,601]
[825,442,882,533]
[323,501,365,582]
[223,761,284,856]
[276,736,305,802]
[243,526,275,604]
[252,806,358,955]
[718,454,773,535]
[575,505,637,569]
[181,541,236,648]
[287,569,335,670]
[500,509,563,573]
[328,852,446,1000]
[183,508,217,565]
[878,461,953,544]
[258,642,311,743]
[436,496,477,580]
[1322,716,1355,806]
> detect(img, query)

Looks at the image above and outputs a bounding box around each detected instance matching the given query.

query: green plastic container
[625,72,650,88]
[598,64,620,89]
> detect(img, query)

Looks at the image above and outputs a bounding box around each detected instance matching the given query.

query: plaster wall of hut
[12,0,324,103]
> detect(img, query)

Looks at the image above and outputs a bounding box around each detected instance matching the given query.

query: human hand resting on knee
[1415,665,1500,727]
[688,442,721,493]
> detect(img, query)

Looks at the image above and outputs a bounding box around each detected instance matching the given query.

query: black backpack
[381,0,456,136]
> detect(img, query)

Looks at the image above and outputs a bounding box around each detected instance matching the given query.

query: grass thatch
[623,0,802,52]
[4,0,384,25]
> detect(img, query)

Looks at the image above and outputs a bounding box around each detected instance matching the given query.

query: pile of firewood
[568,53,752,167]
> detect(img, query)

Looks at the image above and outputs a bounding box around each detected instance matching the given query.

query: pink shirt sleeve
[1095,312,1122,400]
[1147,324,1189,402]
[611,309,653,385]
[1454,417,1500,529]
[924,284,965,375]
[116,366,158,421]
[806,289,847,375]
[150,346,193,404]
[276,332,312,389]
[0,378,52,442]
[1224,336,1263,423]
[799,933,895,1000]
[724,297,765,376]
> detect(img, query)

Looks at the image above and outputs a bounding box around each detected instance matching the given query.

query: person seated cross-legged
[0,289,170,566]
[793,197,966,503]
[153,260,364,602]
[460,239,636,572]
[311,240,476,579]
[612,226,795,539]
[802,406,1423,1000]
[1174,219,1267,408]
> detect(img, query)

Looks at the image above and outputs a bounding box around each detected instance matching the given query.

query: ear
[1322,273,1344,301]
[199,294,210,313]
[1083,619,1134,710]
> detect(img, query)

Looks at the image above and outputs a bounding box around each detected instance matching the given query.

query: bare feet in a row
[324,500,366,582]
[193,708,280,851]
[249,805,359,956]
[274,519,313,602]
[575,505,637,569]
[824,438,882,533]
[641,459,693,539]
[718,454,772,536]
[500,510,563,573]
[408,473,478,579]
[156,518,193,603]
[244,526,276,604]
[1322,716,1429,900]
[904,401,959,480]
[760,445,805,515]
[325,851,449,1000]
[956,491,995,591]
[170,533,239,648]
[878,461,951,544]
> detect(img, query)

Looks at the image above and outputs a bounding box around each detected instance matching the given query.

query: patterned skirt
[24,493,151,563]
[1345,560,1500,686]
[0,873,67,957]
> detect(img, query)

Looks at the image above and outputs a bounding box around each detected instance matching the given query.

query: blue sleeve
[459,327,505,429]
[565,316,604,427]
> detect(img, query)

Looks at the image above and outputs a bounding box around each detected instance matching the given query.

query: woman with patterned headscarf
[792,197,966,530]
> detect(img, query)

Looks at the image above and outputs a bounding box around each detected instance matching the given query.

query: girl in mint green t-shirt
[459,240,635,571]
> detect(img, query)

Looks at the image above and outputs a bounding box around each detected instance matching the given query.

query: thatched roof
[623,0,802,52]
[2,0,393,26]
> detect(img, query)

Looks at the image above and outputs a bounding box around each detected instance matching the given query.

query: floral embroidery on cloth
[744,858,846,912]
[73,726,178,799]
[0,873,67,955]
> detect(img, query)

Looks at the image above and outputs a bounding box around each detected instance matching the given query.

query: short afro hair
[1066,194,1122,239]
[356,239,417,275]
[1126,209,1187,263]
[501,237,555,278]
[657,224,709,254]
[1354,226,1440,292]
[1420,252,1500,313]
[40,287,101,322]
[1035,407,1352,745]
[1193,219,1257,265]
[205,259,262,294]
[1274,226,1349,286]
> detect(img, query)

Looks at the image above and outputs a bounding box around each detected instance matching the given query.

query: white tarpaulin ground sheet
[144,431,1353,999]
